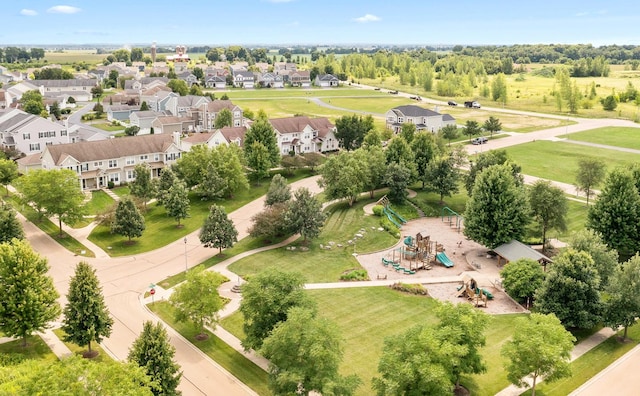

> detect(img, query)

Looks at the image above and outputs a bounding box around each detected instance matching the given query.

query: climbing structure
[377,195,407,228]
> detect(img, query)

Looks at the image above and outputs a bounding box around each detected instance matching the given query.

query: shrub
[391,282,429,296]
[107,181,115,189]
[339,269,369,281]
[372,205,384,216]
[379,217,399,234]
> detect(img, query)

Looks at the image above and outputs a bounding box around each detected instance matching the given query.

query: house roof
[492,240,553,264]
[392,105,441,118]
[132,110,164,119]
[317,74,338,81]
[207,100,237,113]
[183,132,214,144]
[34,79,98,88]
[45,134,176,165]
[442,114,456,121]
[0,111,33,131]
[107,105,140,112]
[17,152,42,167]
[155,116,192,125]
[177,95,209,108]
[219,126,247,145]
[269,116,335,138]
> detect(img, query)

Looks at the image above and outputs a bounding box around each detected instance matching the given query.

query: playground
[355,214,527,314]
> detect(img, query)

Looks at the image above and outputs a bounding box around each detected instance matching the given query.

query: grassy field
[220,87,388,99]
[568,126,640,150]
[83,190,116,215]
[232,98,358,122]
[44,50,105,65]
[52,328,112,362]
[504,141,639,185]
[89,122,125,132]
[149,301,271,396]
[0,335,58,362]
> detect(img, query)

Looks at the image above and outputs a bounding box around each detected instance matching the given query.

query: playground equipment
[377,195,407,228]
[441,207,463,232]
[455,274,494,307]
[436,252,454,268]
[391,230,445,271]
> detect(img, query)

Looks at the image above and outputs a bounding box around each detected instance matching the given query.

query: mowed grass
[232,98,359,121]
[504,141,639,185]
[149,301,271,396]
[83,190,115,215]
[568,126,640,150]
[52,328,112,362]
[228,197,400,283]
[220,87,388,99]
[0,335,58,362]
[89,122,125,132]
[44,50,105,64]
[408,182,469,216]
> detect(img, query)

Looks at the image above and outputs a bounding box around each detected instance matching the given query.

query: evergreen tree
[128,321,182,396]
[165,181,190,227]
[111,198,145,242]
[285,187,325,243]
[139,101,150,111]
[244,116,280,167]
[0,205,24,243]
[0,239,61,346]
[199,204,238,253]
[61,261,113,357]
[265,174,291,206]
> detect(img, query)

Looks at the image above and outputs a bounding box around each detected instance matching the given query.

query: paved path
[570,343,640,395]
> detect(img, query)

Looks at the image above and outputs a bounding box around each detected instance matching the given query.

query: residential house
[0,108,71,155]
[274,62,297,72]
[106,104,140,121]
[204,100,243,130]
[151,116,195,135]
[181,126,246,151]
[34,79,98,102]
[138,86,173,111]
[129,110,165,134]
[38,133,183,190]
[254,62,271,73]
[315,74,339,87]
[205,75,226,89]
[270,116,338,155]
[258,72,284,88]
[166,95,209,117]
[232,70,255,88]
[177,71,198,87]
[124,77,168,92]
[385,105,457,134]
[290,70,311,88]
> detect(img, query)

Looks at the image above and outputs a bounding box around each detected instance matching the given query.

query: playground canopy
[492,240,552,266]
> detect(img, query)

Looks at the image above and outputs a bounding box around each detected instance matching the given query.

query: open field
[568,126,640,150]
[44,50,105,65]
[221,87,389,99]
[232,98,358,121]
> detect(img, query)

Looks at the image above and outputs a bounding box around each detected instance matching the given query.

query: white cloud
[20,9,38,16]
[354,14,381,23]
[47,5,81,14]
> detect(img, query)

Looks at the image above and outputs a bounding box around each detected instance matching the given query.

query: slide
[436,252,454,268]
[383,208,403,228]
[386,206,407,224]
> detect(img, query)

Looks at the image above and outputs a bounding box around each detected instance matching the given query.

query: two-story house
[151,116,195,135]
[290,70,311,88]
[385,105,456,134]
[315,74,339,87]
[204,100,243,130]
[258,72,284,88]
[232,70,255,88]
[205,75,226,89]
[270,116,338,155]
[129,110,165,134]
[35,79,98,102]
[38,133,183,190]
[181,126,247,151]
[0,109,71,155]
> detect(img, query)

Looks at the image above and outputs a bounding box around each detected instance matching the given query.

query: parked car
[448,100,458,106]
[464,101,481,108]
[471,136,488,145]
[410,96,422,101]
[389,90,399,94]
[374,87,381,91]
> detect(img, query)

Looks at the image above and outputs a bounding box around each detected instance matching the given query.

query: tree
[16,169,85,236]
[167,79,188,96]
[318,151,366,206]
[285,187,325,243]
[501,313,575,396]
[463,120,481,142]
[246,141,271,181]
[425,155,460,203]
[587,168,640,258]
[528,180,568,249]
[412,132,441,188]
[124,125,140,136]
[211,144,249,198]
[0,158,18,196]
[536,249,602,329]
[265,174,291,206]
[49,101,61,120]
[199,204,238,253]
[385,136,414,168]
[464,164,530,249]
[334,114,374,151]
[604,254,640,340]
[0,205,24,243]
[491,73,508,103]
[482,116,502,138]
[569,229,618,289]
[261,307,360,396]
[500,258,545,307]
[165,181,190,227]
[240,268,315,351]
[354,146,387,198]
[20,90,44,115]
[214,108,233,129]
[465,149,522,196]
[244,115,280,167]
[130,163,154,210]
[440,124,459,146]
[170,269,226,338]
[130,47,143,62]
[602,94,618,111]
[196,162,227,200]
[400,123,416,144]
[139,101,149,111]
[155,167,177,206]
[111,198,145,242]
[128,321,182,396]
[93,102,104,118]
[383,162,412,203]
[575,158,606,205]
[249,203,292,240]
[61,261,113,358]
[0,239,61,347]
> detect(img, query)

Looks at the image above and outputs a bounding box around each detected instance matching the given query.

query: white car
[471,137,488,145]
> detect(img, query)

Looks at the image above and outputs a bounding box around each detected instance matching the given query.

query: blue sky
[4,1,640,46]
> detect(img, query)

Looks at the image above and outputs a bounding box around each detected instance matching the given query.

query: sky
[3,0,640,47]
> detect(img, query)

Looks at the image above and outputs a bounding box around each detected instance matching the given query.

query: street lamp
[183,237,188,272]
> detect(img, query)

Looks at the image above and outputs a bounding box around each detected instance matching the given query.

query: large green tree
[465,149,522,196]
[604,254,640,339]
[318,151,366,206]
[575,158,606,205]
[500,258,546,307]
[61,261,113,358]
[383,162,412,203]
[265,174,291,206]
[0,239,61,346]
[502,313,575,396]
[0,158,18,196]
[165,180,190,227]
[167,79,188,96]
[482,116,502,138]
[155,168,177,206]
[587,168,640,258]
[128,321,182,396]
[246,141,272,181]
[285,187,325,243]
[244,115,280,167]
[411,132,441,188]
[130,163,155,210]
[569,229,618,289]
[16,169,85,236]
[425,155,460,203]
[170,269,226,338]
[214,108,233,129]
[354,146,387,198]
[197,162,227,201]
[464,164,530,249]
[0,205,24,243]
[334,114,374,151]
[528,180,568,250]
[261,307,361,396]
[536,249,602,329]
[463,120,482,142]
[199,204,238,253]
[111,198,145,242]
[240,269,315,351]
[440,124,459,146]
[248,202,292,240]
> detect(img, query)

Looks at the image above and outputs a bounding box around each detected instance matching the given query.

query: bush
[379,217,399,234]
[391,282,429,296]
[339,269,369,281]
[372,205,384,216]
[107,181,115,189]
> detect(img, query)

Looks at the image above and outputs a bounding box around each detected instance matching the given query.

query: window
[45,141,53,146]
[108,173,120,183]
[61,130,67,136]
[234,111,241,118]
[81,163,89,171]
[154,154,160,161]
[108,160,118,168]
[313,131,318,138]
[234,119,241,127]
[303,133,310,139]
[166,152,180,161]
[94,161,103,167]
[139,155,149,161]
[126,157,135,165]
[398,117,404,123]
[29,143,40,151]
[38,131,56,139]
[126,170,135,180]
[23,133,30,140]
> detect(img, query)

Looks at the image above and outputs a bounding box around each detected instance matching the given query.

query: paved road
[570,344,640,395]
[68,102,115,138]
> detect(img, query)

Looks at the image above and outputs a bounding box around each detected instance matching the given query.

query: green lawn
[52,328,112,362]
[232,98,358,121]
[324,97,415,114]
[0,335,58,363]
[228,196,401,283]
[568,126,640,150]
[220,87,388,99]
[149,301,271,396]
[504,141,639,185]
[111,186,131,198]
[89,170,314,256]
[408,182,469,217]
[89,122,125,132]
[84,190,116,215]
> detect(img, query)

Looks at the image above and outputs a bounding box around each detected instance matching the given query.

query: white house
[0,109,71,155]
[35,79,98,102]
[385,105,456,134]
[204,100,243,130]
[232,70,255,88]
[129,110,165,134]
[270,116,338,155]
[181,126,246,151]
[315,74,339,87]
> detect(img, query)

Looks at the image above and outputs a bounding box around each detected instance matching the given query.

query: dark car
[471,136,488,145]
[389,90,399,94]
[448,100,458,106]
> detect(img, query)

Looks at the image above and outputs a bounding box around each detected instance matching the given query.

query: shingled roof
[392,105,441,118]
[269,116,335,138]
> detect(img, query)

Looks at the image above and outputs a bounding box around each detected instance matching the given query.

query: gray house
[385,105,456,134]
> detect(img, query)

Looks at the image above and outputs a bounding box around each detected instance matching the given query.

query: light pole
[183,237,188,272]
